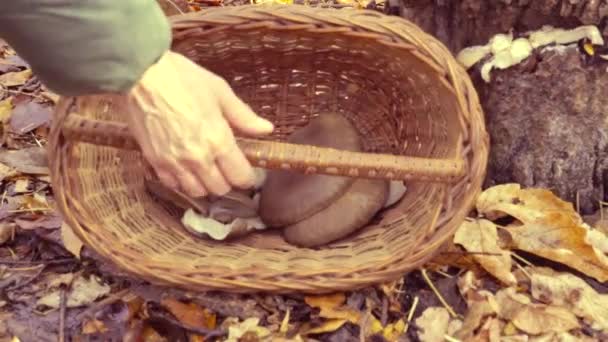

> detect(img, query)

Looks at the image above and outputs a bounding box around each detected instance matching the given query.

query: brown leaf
[160,297,216,330]
[0,69,31,87]
[495,287,531,321]
[0,54,28,73]
[0,146,48,174]
[14,212,62,230]
[454,219,516,285]
[9,102,52,134]
[476,183,608,282]
[0,222,15,245]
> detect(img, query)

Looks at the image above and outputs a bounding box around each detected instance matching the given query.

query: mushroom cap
[258,113,362,227]
[283,178,389,247]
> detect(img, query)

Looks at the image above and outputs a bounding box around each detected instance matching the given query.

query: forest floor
[1,1,608,342]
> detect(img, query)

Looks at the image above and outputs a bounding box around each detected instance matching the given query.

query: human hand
[119,50,274,197]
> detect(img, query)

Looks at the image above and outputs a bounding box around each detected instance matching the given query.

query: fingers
[183,159,231,196]
[216,81,274,136]
[215,138,256,189]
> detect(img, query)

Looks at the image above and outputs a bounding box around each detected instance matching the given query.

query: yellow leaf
[82,319,108,334]
[61,223,84,259]
[476,184,608,282]
[225,317,270,342]
[304,293,345,308]
[0,69,32,87]
[0,97,13,124]
[304,293,360,323]
[301,319,347,335]
[280,308,290,334]
[454,219,516,285]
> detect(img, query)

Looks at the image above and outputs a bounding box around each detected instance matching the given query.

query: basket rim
[47,4,490,294]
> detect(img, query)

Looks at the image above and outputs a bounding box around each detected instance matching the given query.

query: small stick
[403,295,418,334]
[511,252,534,267]
[77,288,130,321]
[444,334,462,342]
[381,296,389,326]
[59,286,67,342]
[421,268,459,318]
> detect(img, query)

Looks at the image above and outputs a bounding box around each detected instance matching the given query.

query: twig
[0,258,76,266]
[7,207,53,213]
[403,296,418,334]
[1,88,46,101]
[163,0,186,13]
[420,268,459,318]
[513,260,532,280]
[59,286,67,342]
[381,296,388,326]
[444,334,462,342]
[77,288,130,321]
[511,252,534,267]
[433,269,454,278]
[576,191,580,214]
[6,264,45,291]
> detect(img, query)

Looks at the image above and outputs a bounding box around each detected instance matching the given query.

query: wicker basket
[47,4,489,294]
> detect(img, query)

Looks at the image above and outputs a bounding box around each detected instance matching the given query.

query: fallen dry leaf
[304,292,361,323]
[0,222,15,245]
[0,69,32,87]
[495,287,531,321]
[160,297,216,333]
[37,274,110,309]
[9,102,52,134]
[511,303,579,334]
[415,307,450,342]
[476,183,608,282]
[0,97,13,123]
[529,267,608,332]
[14,212,62,230]
[13,178,29,193]
[224,317,270,342]
[60,222,84,258]
[0,162,18,182]
[0,146,48,175]
[454,219,516,285]
[454,291,499,341]
[300,319,348,335]
[82,319,108,334]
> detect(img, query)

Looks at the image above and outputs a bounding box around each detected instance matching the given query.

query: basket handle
[61,115,466,183]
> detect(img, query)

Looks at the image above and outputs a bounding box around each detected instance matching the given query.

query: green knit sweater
[0,1,171,96]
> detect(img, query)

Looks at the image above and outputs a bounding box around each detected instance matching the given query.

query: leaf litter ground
[2,2,608,341]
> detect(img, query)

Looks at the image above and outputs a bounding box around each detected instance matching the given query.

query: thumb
[217,88,274,136]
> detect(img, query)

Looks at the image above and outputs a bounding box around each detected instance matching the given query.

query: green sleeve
[0,1,171,96]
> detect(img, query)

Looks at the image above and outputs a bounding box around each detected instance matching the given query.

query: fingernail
[259,118,274,131]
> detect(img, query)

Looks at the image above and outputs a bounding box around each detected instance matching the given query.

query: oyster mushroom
[283,178,389,247]
[258,113,362,227]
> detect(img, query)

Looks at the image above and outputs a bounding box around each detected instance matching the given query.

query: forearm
[0,0,171,96]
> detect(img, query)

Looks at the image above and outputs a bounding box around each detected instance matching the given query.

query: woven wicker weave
[47,4,489,294]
